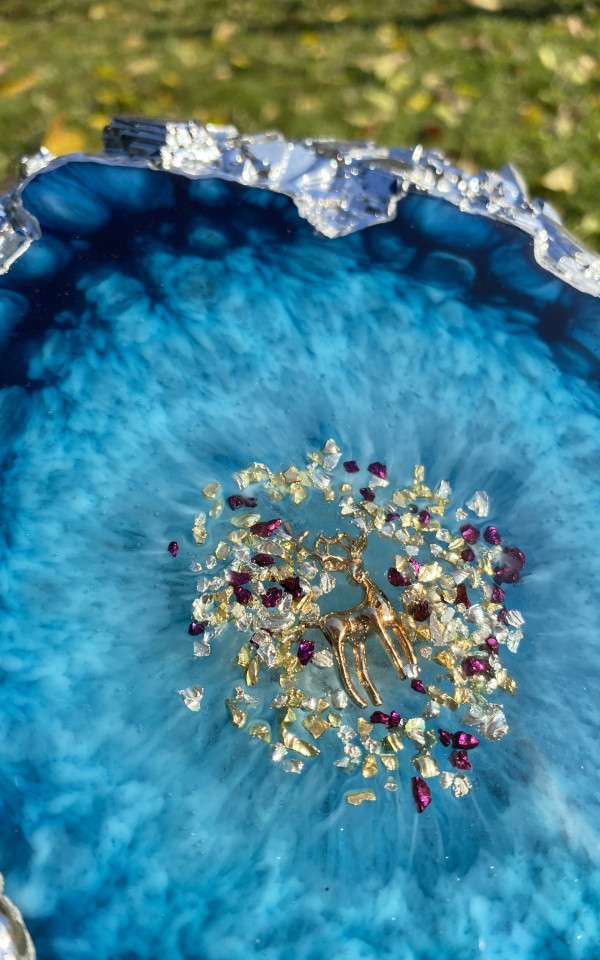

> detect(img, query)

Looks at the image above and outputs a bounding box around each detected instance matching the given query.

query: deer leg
[331,637,369,709]
[353,642,382,706]
[390,620,418,671]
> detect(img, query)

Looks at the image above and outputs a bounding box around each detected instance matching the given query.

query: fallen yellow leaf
[43,117,85,157]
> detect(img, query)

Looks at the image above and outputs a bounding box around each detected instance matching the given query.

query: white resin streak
[0,116,598,298]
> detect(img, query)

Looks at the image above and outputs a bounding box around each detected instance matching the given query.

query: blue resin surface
[0,162,599,960]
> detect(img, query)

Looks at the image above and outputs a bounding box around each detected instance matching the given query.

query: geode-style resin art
[0,117,599,960]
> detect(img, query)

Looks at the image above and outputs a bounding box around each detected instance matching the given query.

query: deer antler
[312,530,367,571]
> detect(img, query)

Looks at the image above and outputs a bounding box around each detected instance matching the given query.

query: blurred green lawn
[1,0,599,247]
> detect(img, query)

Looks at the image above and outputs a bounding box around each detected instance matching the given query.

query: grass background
[1,0,599,248]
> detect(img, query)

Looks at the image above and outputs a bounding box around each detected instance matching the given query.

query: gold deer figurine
[304,530,419,708]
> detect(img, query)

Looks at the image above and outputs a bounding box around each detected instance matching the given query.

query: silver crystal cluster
[0,115,598,297]
[0,874,35,960]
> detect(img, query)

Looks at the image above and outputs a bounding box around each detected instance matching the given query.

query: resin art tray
[0,117,599,960]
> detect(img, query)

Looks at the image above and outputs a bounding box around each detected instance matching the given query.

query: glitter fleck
[368,462,387,479]
[250,518,282,538]
[438,729,453,746]
[202,481,221,500]
[460,524,480,544]
[252,553,275,567]
[167,541,179,557]
[359,487,375,502]
[280,576,303,598]
[297,638,315,665]
[234,586,253,605]
[411,776,431,813]
[449,749,472,771]
[462,657,488,676]
[491,584,505,603]
[418,510,431,525]
[370,710,390,725]
[343,460,360,473]
[188,621,204,636]
[484,526,502,545]
[262,587,282,609]
[229,571,251,586]
[411,679,427,694]
[452,731,479,750]
[461,547,475,562]
[387,567,411,587]
[412,600,430,622]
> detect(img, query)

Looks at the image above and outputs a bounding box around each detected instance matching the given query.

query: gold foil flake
[412,753,440,778]
[192,514,207,544]
[270,742,288,762]
[497,672,518,696]
[317,697,330,714]
[413,465,425,484]
[302,715,330,739]
[381,733,404,753]
[346,789,376,806]
[428,502,448,516]
[452,774,472,798]
[268,489,283,501]
[392,490,407,507]
[439,771,455,789]
[227,529,249,544]
[477,554,495,577]
[327,711,342,728]
[289,482,308,505]
[281,758,304,774]
[282,731,320,758]
[312,650,334,668]
[339,482,352,494]
[234,686,259,706]
[361,755,378,778]
[357,718,373,736]
[419,644,433,660]
[202,481,221,500]
[466,490,489,518]
[426,685,458,711]
[506,609,524,628]
[209,499,224,519]
[178,686,204,711]
[447,537,465,553]
[280,707,297,726]
[245,659,259,686]
[418,561,443,583]
[231,512,260,529]
[249,722,271,743]
[282,466,302,483]
[380,754,399,772]
[422,700,440,720]
[404,718,426,747]
[286,689,305,708]
[361,735,382,755]
[225,698,247,728]
[323,486,335,502]
[214,541,230,561]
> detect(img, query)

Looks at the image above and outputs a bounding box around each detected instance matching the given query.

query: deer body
[304,531,419,708]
